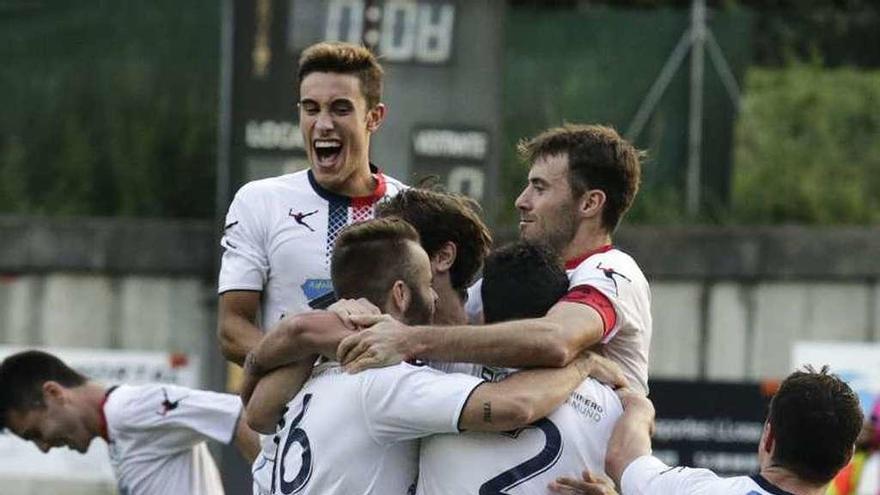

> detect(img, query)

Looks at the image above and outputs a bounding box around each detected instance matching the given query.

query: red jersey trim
[98,387,116,442]
[564,244,614,270]
[560,284,618,337]
[351,172,387,209]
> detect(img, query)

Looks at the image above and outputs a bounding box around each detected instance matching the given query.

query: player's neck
[760,466,826,495]
[432,275,467,325]
[321,159,376,197]
[561,226,612,264]
[81,382,109,439]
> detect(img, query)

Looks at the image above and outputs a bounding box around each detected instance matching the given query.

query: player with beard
[337,124,652,393]
[241,218,623,495]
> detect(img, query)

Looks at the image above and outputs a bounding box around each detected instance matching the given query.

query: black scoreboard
[220,0,504,218]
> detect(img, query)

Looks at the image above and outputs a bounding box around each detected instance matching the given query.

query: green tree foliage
[732,65,880,224]
[0,1,219,218]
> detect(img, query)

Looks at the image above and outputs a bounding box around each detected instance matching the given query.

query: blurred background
[1,0,880,493]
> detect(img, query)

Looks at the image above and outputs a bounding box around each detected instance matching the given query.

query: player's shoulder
[570,247,646,281]
[379,171,408,197]
[234,171,311,201]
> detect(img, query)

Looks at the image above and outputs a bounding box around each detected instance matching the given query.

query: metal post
[686,0,706,217]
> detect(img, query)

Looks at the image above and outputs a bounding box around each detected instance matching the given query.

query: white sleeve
[621,455,724,495]
[360,364,484,444]
[218,183,270,294]
[567,261,627,343]
[117,385,242,445]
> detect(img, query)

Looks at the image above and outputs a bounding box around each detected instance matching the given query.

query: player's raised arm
[458,351,625,432]
[244,361,315,434]
[247,311,357,375]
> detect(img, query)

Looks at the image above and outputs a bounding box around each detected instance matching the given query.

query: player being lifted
[243,218,627,495]
[217,41,406,367]
[338,124,653,393]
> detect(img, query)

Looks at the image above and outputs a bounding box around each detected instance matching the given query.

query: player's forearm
[233,414,261,463]
[250,314,353,373]
[246,361,315,434]
[408,320,572,368]
[461,356,591,432]
[605,400,655,484]
[219,317,263,366]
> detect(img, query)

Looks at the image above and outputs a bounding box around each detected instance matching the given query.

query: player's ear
[366,103,386,133]
[762,421,775,454]
[578,189,606,221]
[431,241,457,274]
[42,381,65,404]
[389,279,411,315]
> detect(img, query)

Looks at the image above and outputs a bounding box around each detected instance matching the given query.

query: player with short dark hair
[377,188,493,324]
[481,241,569,324]
[552,366,864,495]
[417,241,624,494]
[0,350,258,495]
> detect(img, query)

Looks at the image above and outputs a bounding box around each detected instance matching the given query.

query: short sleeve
[218,184,270,294]
[360,364,484,444]
[567,262,631,343]
[621,455,723,495]
[116,385,242,445]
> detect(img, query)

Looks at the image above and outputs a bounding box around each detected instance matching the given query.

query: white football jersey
[464,246,652,393]
[266,362,483,495]
[565,246,652,394]
[418,369,622,495]
[621,455,787,495]
[103,384,241,495]
[218,167,407,331]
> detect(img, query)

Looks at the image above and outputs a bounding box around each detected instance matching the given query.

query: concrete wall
[2,217,880,384]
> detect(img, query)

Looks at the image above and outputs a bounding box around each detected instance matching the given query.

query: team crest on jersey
[597,262,631,296]
[302,279,333,300]
[156,388,187,417]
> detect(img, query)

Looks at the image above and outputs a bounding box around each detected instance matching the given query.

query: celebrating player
[417,241,624,494]
[376,187,493,325]
[0,350,258,495]
[243,218,623,494]
[552,366,863,495]
[217,41,406,366]
[338,124,652,393]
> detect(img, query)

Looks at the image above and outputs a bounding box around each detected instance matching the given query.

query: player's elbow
[245,403,280,435]
[539,334,576,368]
[217,324,242,364]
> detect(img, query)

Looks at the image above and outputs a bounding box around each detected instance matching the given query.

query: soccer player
[243,218,624,495]
[0,350,259,495]
[376,187,493,325]
[338,124,652,393]
[217,41,406,366]
[551,366,863,495]
[417,241,624,494]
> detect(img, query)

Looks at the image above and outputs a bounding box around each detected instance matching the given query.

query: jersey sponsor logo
[156,387,187,417]
[597,262,631,295]
[564,391,606,423]
[289,209,318,232]
[301,279,333,301]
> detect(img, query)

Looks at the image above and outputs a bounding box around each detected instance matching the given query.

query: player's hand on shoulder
[549,470,619,495]
[327,298,381,330]
[337,314,411,373]
[576,351,628,390]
